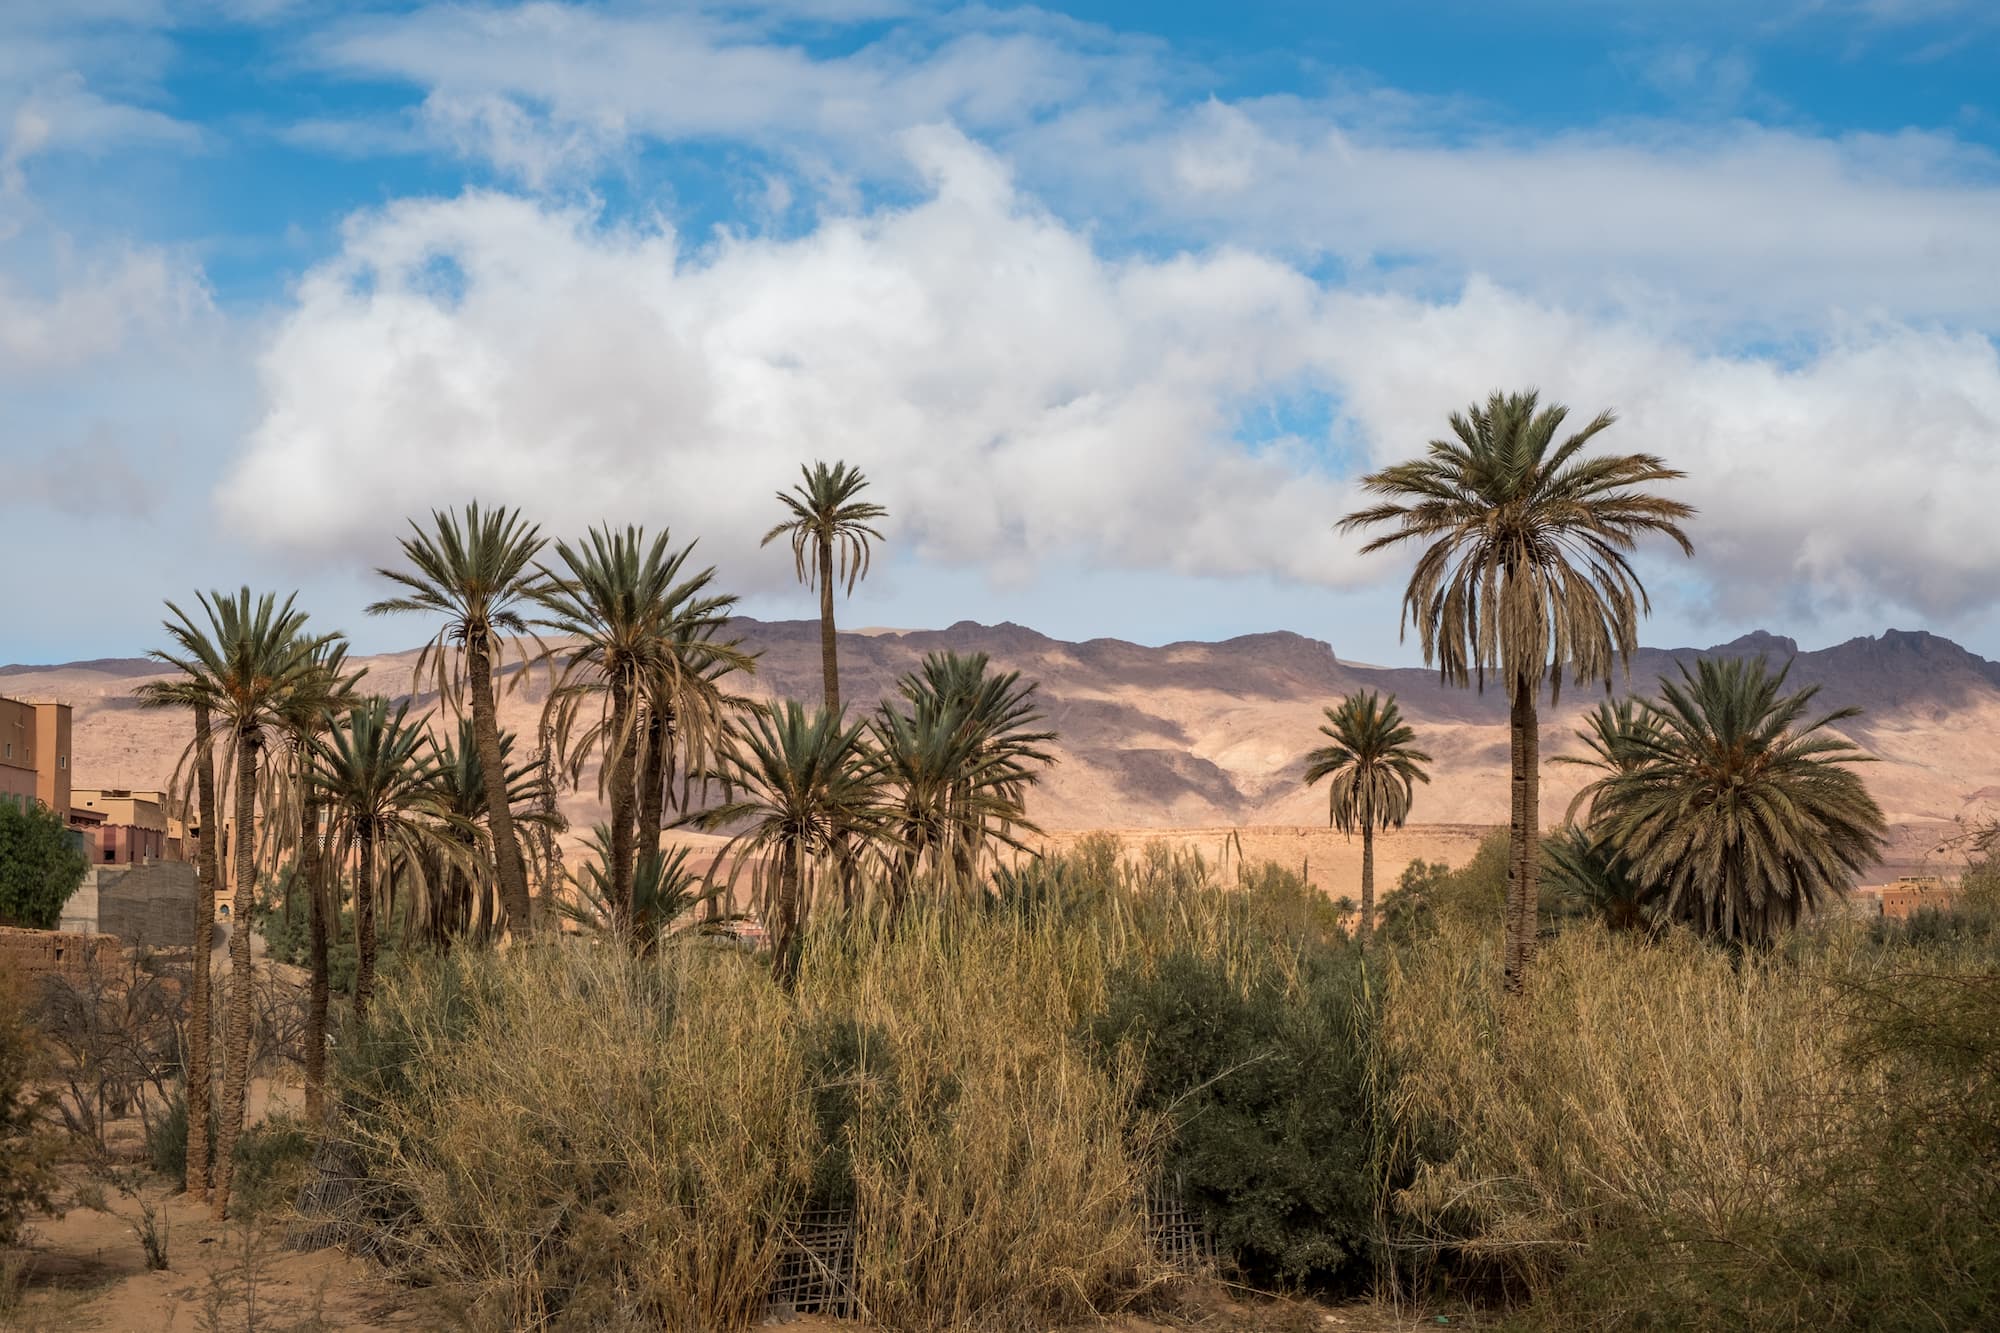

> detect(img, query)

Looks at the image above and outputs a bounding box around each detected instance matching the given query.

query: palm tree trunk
[817,536,840,713]
[469,632,534,934]
[1359,820,1376,947]
[1503,682,1541,994]
[638,705,668,860]
[354,829,378,1023]
[772,840,801,988]
[211,730,261,1221]
[185,702,219,1201]
[302,797,329,1121]
[607,681,638,930]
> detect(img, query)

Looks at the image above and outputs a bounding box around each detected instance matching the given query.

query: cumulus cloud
[220,129,1356,591]
[1314,282,2000,618]
[221,128,2000,624]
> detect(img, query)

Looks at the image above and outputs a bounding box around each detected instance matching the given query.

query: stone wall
[0,924,117,988]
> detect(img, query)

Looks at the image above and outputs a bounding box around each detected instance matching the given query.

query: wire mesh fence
[765,1204,860,1320]
[1145,1176,1215,1276]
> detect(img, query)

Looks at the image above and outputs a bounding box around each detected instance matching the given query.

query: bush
[231,1115,316,1219]
[0,981,60,1246]
[1092,939,1380,1292]
[260,894,403,995]
[0,798,87,930]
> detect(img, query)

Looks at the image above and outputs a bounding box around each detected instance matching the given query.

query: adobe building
[71,787,177,865]
[0,695,72,821]
[1877,875,1961,920]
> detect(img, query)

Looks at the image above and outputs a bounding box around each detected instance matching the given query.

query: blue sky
[3,0,1999,666]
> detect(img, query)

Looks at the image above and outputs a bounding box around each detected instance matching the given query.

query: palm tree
[368,503,547,934]
[1540,824,1653,934]
[132,669,226,1199]
[873,651,1054,915]
[1589,655,1887,947]
[422,717,554,945]
[267,640,362,1120]
[761,461,888,713]
[150,589,336,1219]
[536,526,734,929]
[692,702,884,985]
[634,609,755,865]
[561,828,722,955]
[1339,390,1695,991]
[313,698,447,1020]
[1302,691,1432,946]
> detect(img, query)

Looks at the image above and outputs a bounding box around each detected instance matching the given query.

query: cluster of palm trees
[138,463,1056,1218]
[1305,390,1885,974]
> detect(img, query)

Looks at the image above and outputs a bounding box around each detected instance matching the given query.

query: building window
[58,755,67,769]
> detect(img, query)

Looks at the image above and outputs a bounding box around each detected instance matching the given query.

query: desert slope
[6,621,1994,885]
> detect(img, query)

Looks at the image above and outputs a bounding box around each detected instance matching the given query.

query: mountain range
[7,620,1993,887]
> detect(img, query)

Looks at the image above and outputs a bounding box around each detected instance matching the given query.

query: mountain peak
[1714,630,1799,657]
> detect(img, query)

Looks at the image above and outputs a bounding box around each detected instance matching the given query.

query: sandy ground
[4,1192,1465,1333]
[1,1173,434,1331]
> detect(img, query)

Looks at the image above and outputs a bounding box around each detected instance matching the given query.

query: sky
[3,0,1999,667]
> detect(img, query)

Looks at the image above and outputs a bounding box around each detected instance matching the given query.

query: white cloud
[221,129,2000,627]
[0,241,210,374]
[1075,100,2000,327]
[311,1,1151,187]
[300,3,2000,331]
[221,128,1355,591]
[1315,281,2000,618]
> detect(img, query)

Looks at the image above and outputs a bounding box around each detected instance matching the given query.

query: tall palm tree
[1589,655,1887,946]
[313,697,447,1019]
[536,526,734,929]
[266,640,362,1120]
[1339,390,1695,991]
[368,503,546,934]
[132,669,225,1199]
[761,461,888,713]
[1302,691,1432,946]
[692,702,884,985]
[151,589,336,1219]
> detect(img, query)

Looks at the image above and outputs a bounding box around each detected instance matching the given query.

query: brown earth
[5,620,1992,902]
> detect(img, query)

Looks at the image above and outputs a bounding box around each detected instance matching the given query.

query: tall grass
[1381,918,2000,1327]
[321,840,2000,1329]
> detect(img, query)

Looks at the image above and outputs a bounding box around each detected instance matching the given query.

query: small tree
[0,799,87,930]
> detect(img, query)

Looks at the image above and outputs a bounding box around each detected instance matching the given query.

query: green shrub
[261,894,403,994]
[1092,937,1379,1292]
[231,1115,316,1219]
[1,981,60,1246]
[0,798,87,930]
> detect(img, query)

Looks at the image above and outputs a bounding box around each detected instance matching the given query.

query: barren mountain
[7,621,1992,891]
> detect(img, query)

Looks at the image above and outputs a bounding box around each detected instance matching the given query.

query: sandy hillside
[5,620,1993,898]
